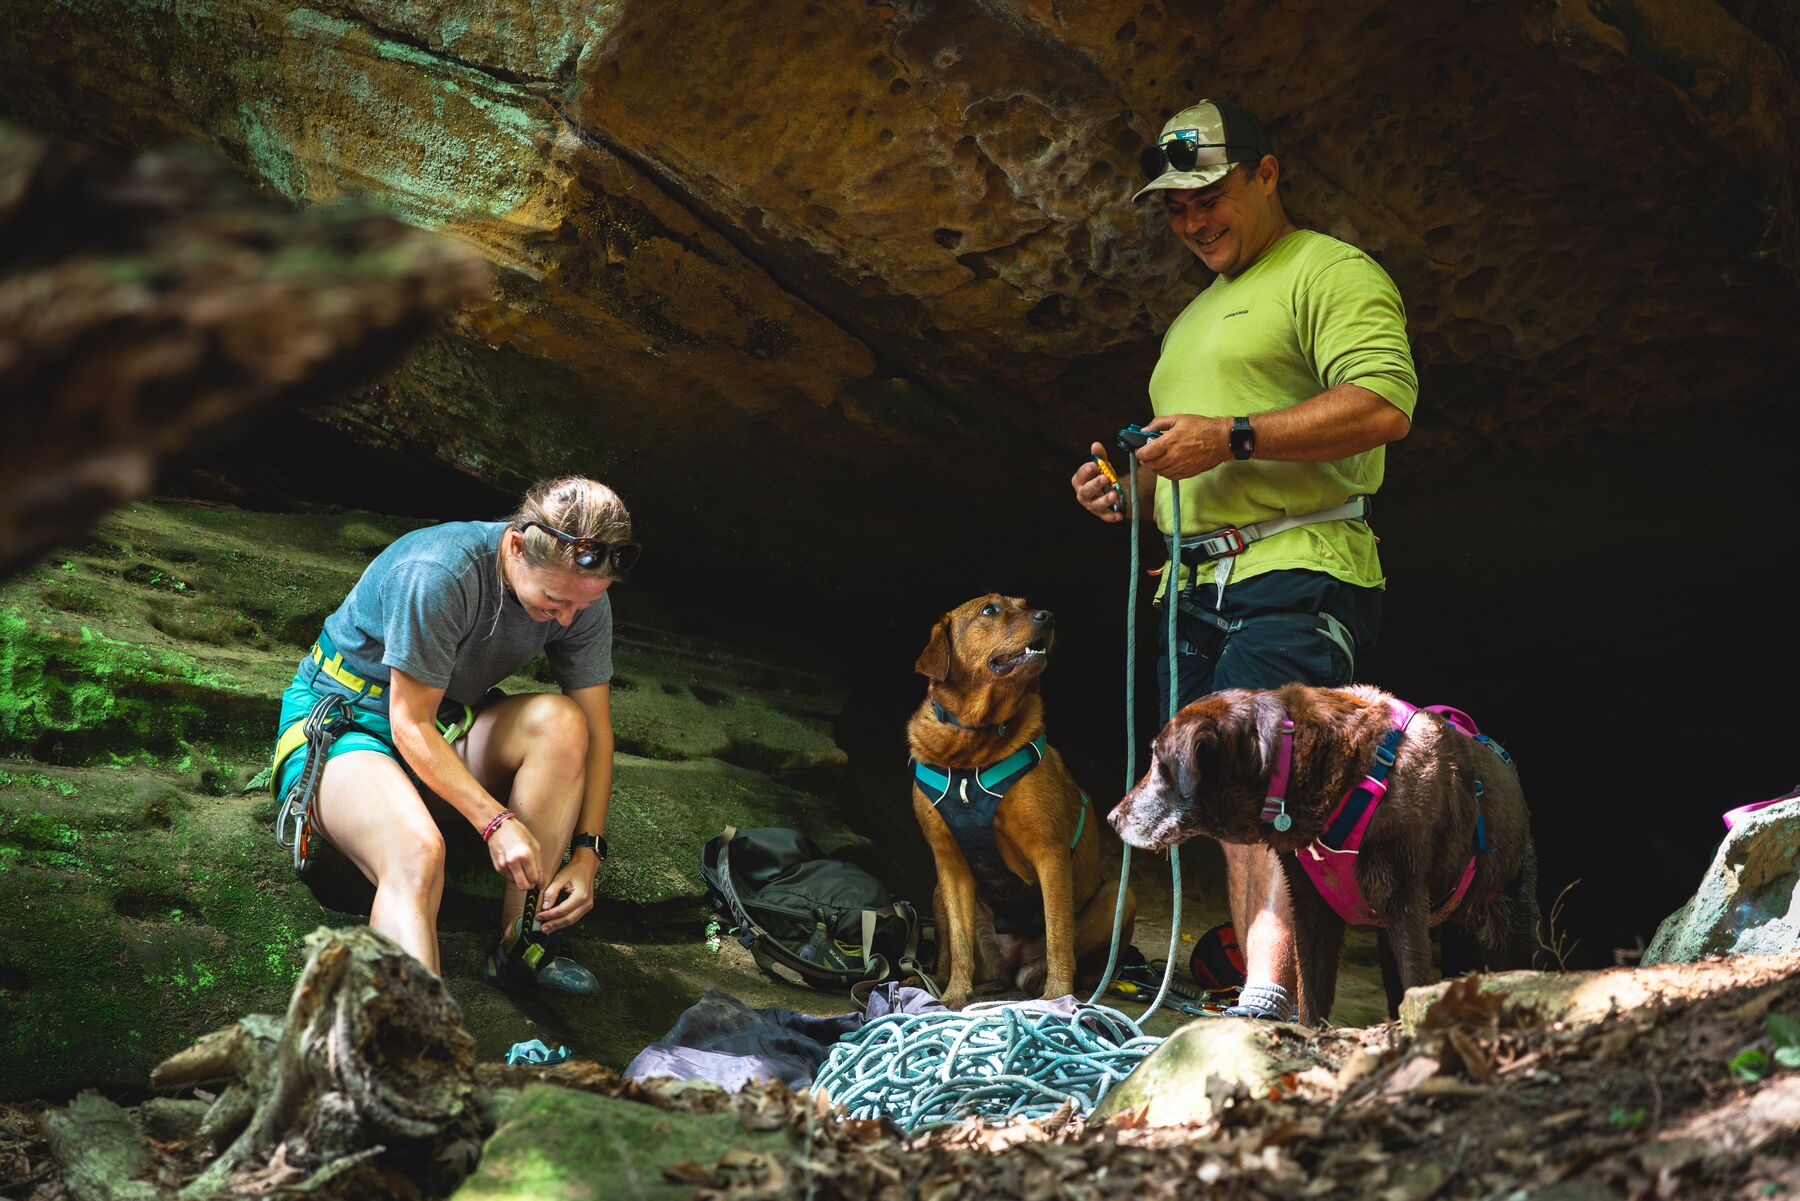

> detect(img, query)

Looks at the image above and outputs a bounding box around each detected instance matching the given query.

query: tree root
[134,925,483,1201]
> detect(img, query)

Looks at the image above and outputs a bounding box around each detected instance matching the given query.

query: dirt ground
[6,957,1798,1201]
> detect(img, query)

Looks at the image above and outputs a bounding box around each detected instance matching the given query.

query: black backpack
[700,826,927,992]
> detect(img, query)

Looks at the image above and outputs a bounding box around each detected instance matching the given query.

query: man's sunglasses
[520,520,641,576]
[1138,139,1267,181]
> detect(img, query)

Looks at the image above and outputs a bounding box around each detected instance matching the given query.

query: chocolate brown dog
[908,595,1134,1009]
[1109,683,1537,1025]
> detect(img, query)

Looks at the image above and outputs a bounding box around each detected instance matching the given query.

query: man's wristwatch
[1229,416,1256,461]
[571,832,608,861]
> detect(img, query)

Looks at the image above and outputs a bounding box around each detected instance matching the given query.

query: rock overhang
[0,0,1794,606]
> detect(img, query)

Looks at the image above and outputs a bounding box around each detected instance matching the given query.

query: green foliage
[1730,1048,1770,1083]
[1767,1012,1800,1069]
[1607,1106,1645,1129]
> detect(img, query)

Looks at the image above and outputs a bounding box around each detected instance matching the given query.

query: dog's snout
[1030,609,1052,624]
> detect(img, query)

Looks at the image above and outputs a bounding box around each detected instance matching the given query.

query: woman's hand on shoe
[537,859,597,934]
[488,820,543,891]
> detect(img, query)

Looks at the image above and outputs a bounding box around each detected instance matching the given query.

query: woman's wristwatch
[571,832,608,862]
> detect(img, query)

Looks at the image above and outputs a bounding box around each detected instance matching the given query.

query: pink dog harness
[1261,698,1508,927]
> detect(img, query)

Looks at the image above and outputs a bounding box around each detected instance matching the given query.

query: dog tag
[1272,813,1292,832]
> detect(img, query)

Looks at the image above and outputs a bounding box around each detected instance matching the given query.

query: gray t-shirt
[321,520,613,714]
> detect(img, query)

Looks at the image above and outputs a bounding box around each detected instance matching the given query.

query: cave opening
[162,407,1799,977]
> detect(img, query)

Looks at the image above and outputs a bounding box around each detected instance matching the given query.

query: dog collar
[930,698,1008,736]
[1260,717,1296,832]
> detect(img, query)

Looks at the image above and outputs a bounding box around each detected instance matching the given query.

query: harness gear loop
[273,691,355,873]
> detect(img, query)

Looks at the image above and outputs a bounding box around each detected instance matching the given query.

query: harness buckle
[1210,527,1248,557]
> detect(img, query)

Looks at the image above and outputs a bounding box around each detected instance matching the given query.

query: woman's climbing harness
[273,691,354,873]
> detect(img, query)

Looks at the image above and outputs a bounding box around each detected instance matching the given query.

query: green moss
[0,611,267,768]
[0,770,77,797]
[457,1085,794,1201]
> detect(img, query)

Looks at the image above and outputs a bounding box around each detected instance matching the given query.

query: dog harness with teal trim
[910,735,1088,936]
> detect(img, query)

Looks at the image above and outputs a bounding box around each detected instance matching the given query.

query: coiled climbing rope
[812,1000,1160,1132]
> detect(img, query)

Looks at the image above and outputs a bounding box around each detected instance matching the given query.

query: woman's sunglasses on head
[520,520,641,576]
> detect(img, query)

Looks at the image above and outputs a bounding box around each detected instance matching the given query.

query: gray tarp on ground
[624,984,947,1091]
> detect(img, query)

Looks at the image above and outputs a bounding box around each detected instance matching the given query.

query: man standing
[1071,99,1417,1022]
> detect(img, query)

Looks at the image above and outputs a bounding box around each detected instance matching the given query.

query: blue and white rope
[812,1001,1160,1132]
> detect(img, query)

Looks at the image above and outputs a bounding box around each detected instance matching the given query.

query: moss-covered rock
[0,765,339,1098]
[454,1083,793,1201]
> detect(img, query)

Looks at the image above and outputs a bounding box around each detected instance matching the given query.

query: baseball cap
[1132,99,1274,202]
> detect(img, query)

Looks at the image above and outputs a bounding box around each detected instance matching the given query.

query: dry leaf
[1383,1055,1443,1097]
[662,1159,717,1184]
[1337,1049,1383,1090]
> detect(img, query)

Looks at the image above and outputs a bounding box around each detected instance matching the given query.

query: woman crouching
[269,476,637,993]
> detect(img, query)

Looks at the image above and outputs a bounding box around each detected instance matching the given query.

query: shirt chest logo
[1222,308,1250,320]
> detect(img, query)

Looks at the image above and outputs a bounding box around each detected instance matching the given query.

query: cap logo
[1161,128,1200,147]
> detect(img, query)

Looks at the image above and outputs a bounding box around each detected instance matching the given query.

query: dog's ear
[1163,714,1215,800]
[1251,690,1289,774]
[914,618,952,682]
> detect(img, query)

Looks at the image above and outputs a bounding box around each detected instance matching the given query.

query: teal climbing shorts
[268,635,482,804]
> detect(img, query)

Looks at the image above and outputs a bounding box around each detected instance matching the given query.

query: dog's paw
[939,989,972,1011]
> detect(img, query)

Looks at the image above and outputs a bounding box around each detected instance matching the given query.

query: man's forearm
[1244,383,1410,462]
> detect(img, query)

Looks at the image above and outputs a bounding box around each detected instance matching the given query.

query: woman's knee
[516,694,589,764]
[377,818,447,891]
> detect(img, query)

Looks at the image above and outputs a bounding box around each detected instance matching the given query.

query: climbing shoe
[479,914,599,997]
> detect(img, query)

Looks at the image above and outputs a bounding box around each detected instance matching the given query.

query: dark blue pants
[1154,569,1381,723]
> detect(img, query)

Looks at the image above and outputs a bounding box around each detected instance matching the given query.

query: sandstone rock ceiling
[1,0,1794,597]
[0,120,482,575]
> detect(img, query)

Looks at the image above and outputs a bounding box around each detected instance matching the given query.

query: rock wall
[2,0,1794,598]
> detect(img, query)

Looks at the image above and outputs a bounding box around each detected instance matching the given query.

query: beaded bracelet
[482,809,516,843]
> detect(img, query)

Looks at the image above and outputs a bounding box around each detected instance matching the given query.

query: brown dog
[1109,683,1538,1026]
[908,595,1135,1009]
